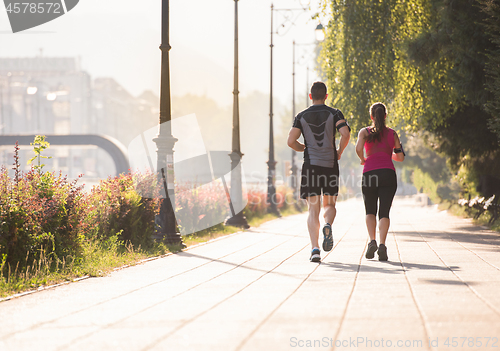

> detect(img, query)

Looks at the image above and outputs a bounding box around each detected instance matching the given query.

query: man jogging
[287,81,350,262]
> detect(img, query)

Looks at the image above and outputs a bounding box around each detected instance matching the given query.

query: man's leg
[306,195,321,249]
[322,195,337,225]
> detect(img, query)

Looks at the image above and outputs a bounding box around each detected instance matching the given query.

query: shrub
[175,181,229,235]
[0,143,83,269]
[244,188,267,220]
[78,172,160,250]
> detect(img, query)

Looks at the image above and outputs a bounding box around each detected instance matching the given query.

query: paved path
[1,197,500,351]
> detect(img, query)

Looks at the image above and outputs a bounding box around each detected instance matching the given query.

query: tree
[480,0,500,142]
[319,0,500,196]
[319,0,432,131]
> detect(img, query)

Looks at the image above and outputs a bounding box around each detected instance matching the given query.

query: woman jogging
[355,102,405,261]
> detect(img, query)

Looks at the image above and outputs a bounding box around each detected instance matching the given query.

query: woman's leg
[362,178,378,241]
[378,218,390,244]
[366,214,377,241]
[377,171,397,245]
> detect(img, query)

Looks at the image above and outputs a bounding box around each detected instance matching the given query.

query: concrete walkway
[1,197,500,351]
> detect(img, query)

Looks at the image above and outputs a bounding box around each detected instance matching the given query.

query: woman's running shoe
[365,239,378,259]
[322,223,333,252]
[377,244,388,261]
[310,248,321,262]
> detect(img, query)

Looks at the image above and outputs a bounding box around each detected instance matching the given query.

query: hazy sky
[0,0,325,108]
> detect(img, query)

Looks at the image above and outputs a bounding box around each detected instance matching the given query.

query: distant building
[0,55,159,181]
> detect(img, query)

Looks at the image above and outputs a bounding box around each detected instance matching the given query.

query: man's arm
[336,120,351,160]
[287,127,305,152]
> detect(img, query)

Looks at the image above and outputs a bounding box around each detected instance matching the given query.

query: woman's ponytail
[367,102,387,143]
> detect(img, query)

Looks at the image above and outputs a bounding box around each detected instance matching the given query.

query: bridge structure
[0,134,130,175]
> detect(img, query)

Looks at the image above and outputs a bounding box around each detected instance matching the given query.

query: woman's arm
[392,132,405,162]
[355,128,367,165]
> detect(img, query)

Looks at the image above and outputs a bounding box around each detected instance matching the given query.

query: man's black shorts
[300,162,339,199]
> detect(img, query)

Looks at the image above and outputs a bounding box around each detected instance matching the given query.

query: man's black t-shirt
[292,104,345,168]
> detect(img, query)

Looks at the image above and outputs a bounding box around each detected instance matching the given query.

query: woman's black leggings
[362,169,397,219]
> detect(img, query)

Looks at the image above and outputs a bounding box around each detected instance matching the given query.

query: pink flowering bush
[244,188,267,219]
[78,172,160,249]
[244,185,298,219]
[0,143,83,268]
[175,181,229,234]
[0,141,303,277]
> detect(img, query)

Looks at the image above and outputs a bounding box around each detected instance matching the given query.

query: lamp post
[267,4,280,216]
[153,0,184,246]
[225,0,249,229]
[290,41,298,203]
[267,3,309,216]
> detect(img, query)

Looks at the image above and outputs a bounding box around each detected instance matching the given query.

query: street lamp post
[225,0,249,229]
[267,4,280,216]
[290,41,298,203]
[153,0,184,246]
[268,3,310,216]
[306,66,309,108]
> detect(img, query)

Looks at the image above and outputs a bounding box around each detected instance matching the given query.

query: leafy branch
[27,135,52,174]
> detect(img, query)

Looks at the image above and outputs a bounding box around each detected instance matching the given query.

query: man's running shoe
[365,239,378,259]
[378,244,388,261]
[310,248,321,262]
[322,223,333,252]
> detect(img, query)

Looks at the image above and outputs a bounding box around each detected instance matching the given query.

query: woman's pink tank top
[363,127,395,173]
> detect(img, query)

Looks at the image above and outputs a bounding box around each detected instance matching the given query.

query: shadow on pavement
[396,231,500,251]
[175,251,306,279]
[321,261,460,274]
[419,279,479,285]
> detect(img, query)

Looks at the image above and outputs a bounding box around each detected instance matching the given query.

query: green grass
[0,205,306,300]
[0,236,168,299]
[181,224,240,247]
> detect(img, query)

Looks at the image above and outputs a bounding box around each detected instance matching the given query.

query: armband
[336,120,351,132]
[394,143,406,156]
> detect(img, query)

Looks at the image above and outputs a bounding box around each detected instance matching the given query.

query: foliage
[174,181,229,236]
[0,137,306,297]
[78,172,160,250]
[479,0,500,142]
[319,0,432,132]
[244,185,299,220]
[405,0,500,176]
[0,143,83,269]
[245,188,268,219]
[319,0,500,200]
[27,135,52,174]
